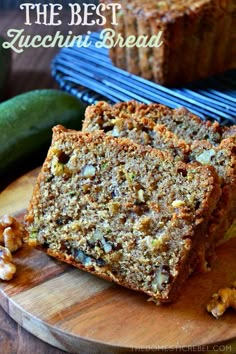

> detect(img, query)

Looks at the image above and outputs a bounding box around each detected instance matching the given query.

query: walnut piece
[0,246,16,281]
[195,149,216,165]
[152,266,170,292]
[82,165,96,177]
[207,281,236,318]
[0,215,26,252]
[172,199,185,208]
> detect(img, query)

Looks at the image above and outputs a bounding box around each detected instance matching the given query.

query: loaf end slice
[25,125,221,303]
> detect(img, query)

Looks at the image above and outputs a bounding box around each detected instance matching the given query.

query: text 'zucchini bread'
[101,0,236,85]
[25,125,221,303]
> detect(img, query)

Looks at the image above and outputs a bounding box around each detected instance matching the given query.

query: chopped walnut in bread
[0,215,26,252]
[0,246,16,281]
[207,281,236,318]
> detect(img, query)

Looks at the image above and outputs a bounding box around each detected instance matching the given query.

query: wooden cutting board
[0,169,236,354]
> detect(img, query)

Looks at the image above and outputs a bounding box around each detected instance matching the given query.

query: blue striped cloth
[0,0,98,9]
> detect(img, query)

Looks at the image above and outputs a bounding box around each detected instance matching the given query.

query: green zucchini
[0,36,11,101]
[0,89,87,190]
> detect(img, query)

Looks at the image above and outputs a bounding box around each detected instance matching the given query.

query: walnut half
[207,281,236,318]
[0,246,16,281]
[0,215,26,252]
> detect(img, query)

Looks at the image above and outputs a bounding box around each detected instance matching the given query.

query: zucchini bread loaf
[83,101,236,264]
[25,125,221,302]
[101,0,236,85]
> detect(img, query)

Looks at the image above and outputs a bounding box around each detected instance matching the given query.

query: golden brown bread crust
[25,125,221,303]
[101,0,236,85]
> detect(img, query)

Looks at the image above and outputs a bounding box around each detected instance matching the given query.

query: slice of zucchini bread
[133,103,235,145]
[25,125,221,303]
[83,101,236,260]
[83,101,230,145]
[101,0,236,86]
[83,101,190,161]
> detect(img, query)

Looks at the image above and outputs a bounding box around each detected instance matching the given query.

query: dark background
[0,1,99,97]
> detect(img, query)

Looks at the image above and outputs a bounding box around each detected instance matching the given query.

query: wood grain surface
[0,169,236,354]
